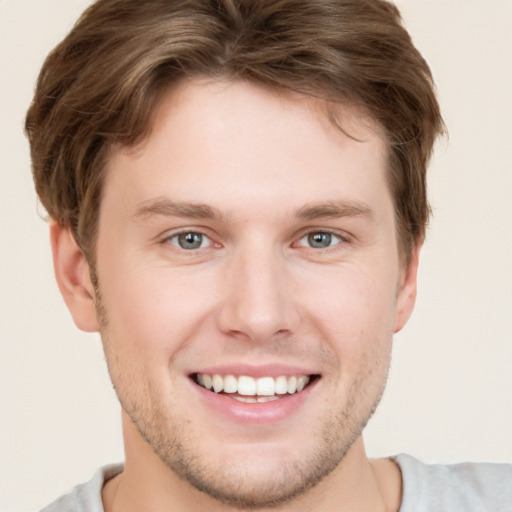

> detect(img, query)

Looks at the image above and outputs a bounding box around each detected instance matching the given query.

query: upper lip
[189,363,320,378]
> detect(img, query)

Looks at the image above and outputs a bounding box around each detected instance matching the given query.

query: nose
[216,242,300,344]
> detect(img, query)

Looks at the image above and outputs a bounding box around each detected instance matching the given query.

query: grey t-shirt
[40,454,512,511]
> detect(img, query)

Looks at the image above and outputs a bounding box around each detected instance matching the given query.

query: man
[25,0,511,511]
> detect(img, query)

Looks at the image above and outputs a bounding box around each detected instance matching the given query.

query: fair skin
[51,79,418,511]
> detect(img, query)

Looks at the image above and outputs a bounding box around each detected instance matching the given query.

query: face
[69,80,417,507]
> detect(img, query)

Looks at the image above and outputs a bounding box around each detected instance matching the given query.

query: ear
[394,244,421,333]
[50,221,100,332]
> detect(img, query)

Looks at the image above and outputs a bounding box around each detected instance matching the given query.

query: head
[26,0,443,267]
[26,0,444,508]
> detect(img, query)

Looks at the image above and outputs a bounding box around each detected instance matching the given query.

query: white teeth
[232,396,280,403]
[224,374,238,393]
[257,395,280,403]
[297,376,308,392]
[238,376,257,396]
[195,373,312,398]
[203,374,213,390]
[212,374,223,393]
[256,376,275,396]
[275,376,288,395]
[233,396,257,403]
[287,376,297,394]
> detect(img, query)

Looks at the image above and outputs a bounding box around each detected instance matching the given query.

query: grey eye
[308,232,333,248]
[173,232,207,250]
[298,231,342,249]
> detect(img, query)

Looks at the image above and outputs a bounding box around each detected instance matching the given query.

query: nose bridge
[217,236,297,342]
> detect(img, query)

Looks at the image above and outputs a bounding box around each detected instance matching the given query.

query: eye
[298,231,343,249]
[167,231,212,250]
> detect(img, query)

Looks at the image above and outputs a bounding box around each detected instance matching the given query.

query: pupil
[308,232,331,248]
[179,232,202,249]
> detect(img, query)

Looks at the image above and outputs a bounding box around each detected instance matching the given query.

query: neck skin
[102,411,402,512]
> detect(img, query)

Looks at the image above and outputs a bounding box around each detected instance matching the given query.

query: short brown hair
[26,0,444,263]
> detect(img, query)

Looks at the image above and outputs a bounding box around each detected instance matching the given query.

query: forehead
[103,79,390,220]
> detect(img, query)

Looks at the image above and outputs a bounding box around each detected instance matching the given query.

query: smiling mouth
[193,373,318,403]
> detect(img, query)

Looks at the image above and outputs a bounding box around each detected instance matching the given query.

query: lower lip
[190,378,319,425]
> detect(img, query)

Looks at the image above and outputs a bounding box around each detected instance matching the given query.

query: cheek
[307,265,397,329]
[300,265,398,363]
[96,266,213,405]
[97,260,219,355]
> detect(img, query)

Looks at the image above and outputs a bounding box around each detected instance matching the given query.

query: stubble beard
[140,386,385,510]
[107,357,387,510]
[93,278,389,509]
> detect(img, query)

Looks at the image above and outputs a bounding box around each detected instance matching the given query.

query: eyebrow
[296,200,374,221]
[133,198,374,223]
[133,198,226,222]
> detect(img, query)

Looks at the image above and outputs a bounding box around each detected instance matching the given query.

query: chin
[168,445,343,509]
[132,401,369,509]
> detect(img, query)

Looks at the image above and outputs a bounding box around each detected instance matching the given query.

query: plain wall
[1,1,511,510]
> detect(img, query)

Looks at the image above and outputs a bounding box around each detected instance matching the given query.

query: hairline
[78,77,414,272]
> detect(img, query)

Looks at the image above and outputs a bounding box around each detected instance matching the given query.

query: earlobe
[394,244,421,333]
[50,221,100,332]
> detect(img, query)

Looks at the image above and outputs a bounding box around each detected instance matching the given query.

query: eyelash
[163,230,216,251]
[161,228,350,253]
[295,231,345,250]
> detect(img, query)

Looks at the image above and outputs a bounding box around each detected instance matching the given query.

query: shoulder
[393,453,512,512]
[39,464,123,512]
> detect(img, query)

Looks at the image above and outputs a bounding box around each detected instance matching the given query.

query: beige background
[1,1,511,510]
